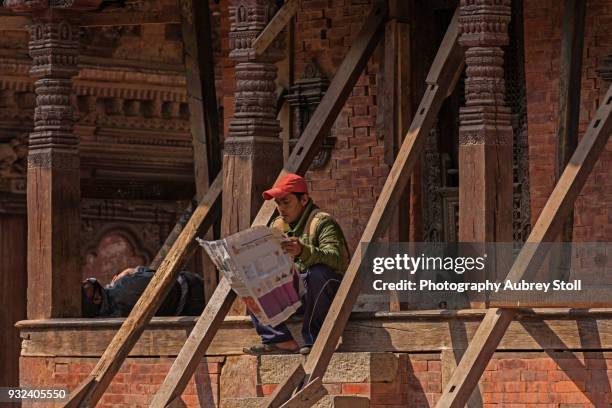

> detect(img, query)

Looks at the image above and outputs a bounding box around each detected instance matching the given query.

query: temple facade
[1,0,612,407]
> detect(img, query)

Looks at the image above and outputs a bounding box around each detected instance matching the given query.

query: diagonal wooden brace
[266,363,307,408]
[149,3,388,407]
[63,175,222,408]
[435,83,612,408]
[252,0,300,57]
[270,8,465,408]
[65,175,222,407]
[279,378,327,408]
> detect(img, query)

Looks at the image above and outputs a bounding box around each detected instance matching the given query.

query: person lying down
[81,266,204,317]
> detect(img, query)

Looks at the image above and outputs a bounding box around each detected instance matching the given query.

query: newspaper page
[196,226,301,327]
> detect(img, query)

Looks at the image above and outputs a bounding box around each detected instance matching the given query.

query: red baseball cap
[262,173,308,200]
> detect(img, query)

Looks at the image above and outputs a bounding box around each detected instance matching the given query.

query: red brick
[259,384,277,396]
[553,381,586,393]
[427,360,441,372]
[341,382,371,395]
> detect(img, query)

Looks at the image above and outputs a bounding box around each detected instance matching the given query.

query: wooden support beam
[551,0,587,279]
[266,363,306,408]
[25,19,82,320]
[556,0,587,183]
[382,16,411,311]
[63,175,222,408]
[252,0,299,58]
[436,308,516,408]
[272,8,464,408]
[149,199,198,270]
[63,375,95,408]
[457,0,513,305]
[435,84,612,407]
[149,4,387,407]
[181,0,222,186]
[279,378,327,408]
[167,397,188,408]
[180,0,223,302]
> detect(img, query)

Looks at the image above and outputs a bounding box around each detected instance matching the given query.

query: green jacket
[270,199,349,274]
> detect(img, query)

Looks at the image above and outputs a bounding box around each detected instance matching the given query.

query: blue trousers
[250,264,342,346]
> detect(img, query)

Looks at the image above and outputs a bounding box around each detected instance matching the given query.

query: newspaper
[196,226,301,327]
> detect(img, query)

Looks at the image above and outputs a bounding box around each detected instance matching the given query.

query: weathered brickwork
[25,351,612,407]
[218,0,387,250]
[291,0,387,249]
[19,357,223,408]
[524,0,612,241]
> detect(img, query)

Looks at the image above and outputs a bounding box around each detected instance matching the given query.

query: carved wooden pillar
[458,0,513,244]
[5,1,101,318]
[458,0,513,304]
[28,18,81,318]
[224,0,284,235]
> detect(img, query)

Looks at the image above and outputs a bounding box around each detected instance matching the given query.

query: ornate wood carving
[458,0,512,144]
[458,0,514,245]
[285,60,335,170]
[4,0,103,318]
[0,133,27,178]
[26,17,83,318]
[0,56,195,199]
[227,0,283,144]
[223,0,284,233]
[422,122,444,242]
[223,0,285,315]
[506,0,531,244]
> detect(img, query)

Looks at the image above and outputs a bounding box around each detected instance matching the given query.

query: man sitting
[81,266,204,317]
[243,173,350,355]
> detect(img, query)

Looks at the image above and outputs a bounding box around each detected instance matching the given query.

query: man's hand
[281,237,302,257]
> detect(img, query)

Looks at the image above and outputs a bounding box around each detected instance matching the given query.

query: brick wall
[24,351,612,407]
[293,0,388,249]
[219,0,387,250]
[524,0,612,241]
[219,352,612,407]
[19,357,223,408]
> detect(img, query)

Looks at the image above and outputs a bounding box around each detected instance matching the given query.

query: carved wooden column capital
[458,0,511,47]
[28,19,80,166]
[227,0,284,144]
[228,0,284,63]
[458,0,513,146]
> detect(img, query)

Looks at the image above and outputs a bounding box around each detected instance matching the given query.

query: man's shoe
[243,343,299,356]
[299,346,311,355]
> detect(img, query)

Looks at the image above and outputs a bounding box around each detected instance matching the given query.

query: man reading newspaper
[243,173,350,355]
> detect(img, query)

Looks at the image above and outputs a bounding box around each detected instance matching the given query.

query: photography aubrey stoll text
[371,279,582,293]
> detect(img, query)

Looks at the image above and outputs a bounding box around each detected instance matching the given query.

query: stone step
[221,395,369,408]
[258,352,398,384]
